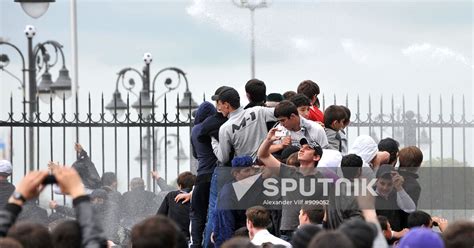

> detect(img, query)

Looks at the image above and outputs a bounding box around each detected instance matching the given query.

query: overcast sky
[0,1,472,181]
[1,1,472,104]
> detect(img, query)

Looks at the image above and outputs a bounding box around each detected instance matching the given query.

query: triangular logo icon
[232,173,262,201]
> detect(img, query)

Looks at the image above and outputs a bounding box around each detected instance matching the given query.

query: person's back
[17,201,49,226]
[158,189,192,239]
[326,154,363,229]
[157,171,195,240]
[122,178,157,223]
[101,172,122,205]
[212,87,276,163]
[191,101,218,176]
[0,160,15,208]
[0,179,15,208]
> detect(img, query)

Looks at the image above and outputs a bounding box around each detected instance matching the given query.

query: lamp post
[106,53,198,189]
[0,25,72,171]
[232,0,269,79]
[135,133,188,176]
[14,0,55,19]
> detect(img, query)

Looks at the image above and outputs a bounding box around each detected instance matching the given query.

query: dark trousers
[190,173,212,248]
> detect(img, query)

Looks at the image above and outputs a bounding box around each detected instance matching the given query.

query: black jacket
[72,150,102,189]
[398,170,421,228]
[0,179,15,208]
[157,188,192,239]
[121,188,157,226]
[197,112,227,143]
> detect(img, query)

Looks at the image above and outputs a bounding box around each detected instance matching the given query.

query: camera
[42,175,57,185]
[275,130,288,138]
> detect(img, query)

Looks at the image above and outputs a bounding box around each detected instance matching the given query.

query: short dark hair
[101,172,117,187]
[442,220,474,248]
[245,206,270,229]
[274,100,298,119]
[339,219,377,248]
[340,105,351,126]
[221,237,257,248]
[7,222,53,248]
[301,205,325,224]
[283,90,297,100]
[131,215,186,248]
[340,154,363,179]
[233,226,249,237]
[51,220,81,248]
[245,79,266,103]
[309,231,354,248]
[290,94,311,108]
[291,224,323,248]
[323,105,346,128]
[377,215,389,231]
[399,146,423,169]
[378,138,400,164]
[177,171,196,189]
[407,210,432,228]
[297,80,320,101]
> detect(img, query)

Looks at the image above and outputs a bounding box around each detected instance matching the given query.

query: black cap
[211,86,232,101]
[299,138,323,157]
[211,87,240,106]
[376,164,396,179]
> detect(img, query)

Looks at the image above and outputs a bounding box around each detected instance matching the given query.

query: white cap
[0,160,12,175]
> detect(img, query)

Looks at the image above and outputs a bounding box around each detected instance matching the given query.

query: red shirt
[307,106,324,123]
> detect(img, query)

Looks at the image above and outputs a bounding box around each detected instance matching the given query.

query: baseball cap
[398,228,445,248]
[299,138,323,157]
[231,155,254,168]
[376,164,396,179]
[0,160,12,176]
[211,86,232,101]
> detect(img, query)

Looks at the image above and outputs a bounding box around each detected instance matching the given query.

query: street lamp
[106,53,198,190]
[232,0,269,79]
[15,0,55,19]
[0,25,71,171]
[135,132,188,190]
[105,53,198,118]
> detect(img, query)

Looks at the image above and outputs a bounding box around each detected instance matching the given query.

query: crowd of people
[0,79,473,248]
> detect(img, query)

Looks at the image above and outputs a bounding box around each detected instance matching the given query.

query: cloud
[402,43,473,69]
[291,37,316,53]
[341,39,369,64]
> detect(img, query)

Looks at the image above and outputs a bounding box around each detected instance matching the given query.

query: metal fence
[0,92,473,219]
